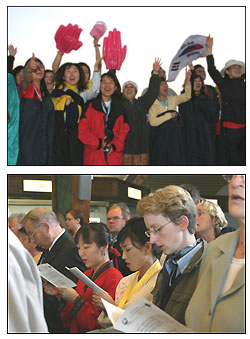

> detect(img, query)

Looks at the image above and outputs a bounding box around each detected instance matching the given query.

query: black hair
[12,65,24,82]
[160,77,167,83]
[75,223,111,248]
[191,74,205,95]
[44,69,54,76]
[24,57,48,97]
[100,71,122,99]
[118,217,159,258]
[54,62,87,92]
[193,64,204,71]
[78,62,91,81]
[24,57,44,68]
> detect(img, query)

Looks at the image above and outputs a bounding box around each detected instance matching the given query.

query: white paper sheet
[65,266,108,294]
[101,298,124,325]
[38,264,76,288]
[102,298,193,333]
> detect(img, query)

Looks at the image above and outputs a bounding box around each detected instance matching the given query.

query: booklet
[65,266,108,294]
[38,263,76,288]
[101,298,193,333]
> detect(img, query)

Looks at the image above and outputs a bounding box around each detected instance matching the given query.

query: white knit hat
[220,59,245,76]
[122,81,138,92]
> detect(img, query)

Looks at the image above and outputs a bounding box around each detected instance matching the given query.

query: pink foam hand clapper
[103,29,127,70]
[55,24,83,54]
[90,21,107,39]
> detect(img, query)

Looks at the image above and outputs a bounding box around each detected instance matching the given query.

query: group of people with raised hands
[8,30,245,165]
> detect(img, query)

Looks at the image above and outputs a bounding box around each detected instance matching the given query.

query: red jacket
[60,261,122,333]
[78,96,129,165]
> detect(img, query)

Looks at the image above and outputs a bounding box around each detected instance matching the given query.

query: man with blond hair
[137,185,207,325]
[22,207,86,333]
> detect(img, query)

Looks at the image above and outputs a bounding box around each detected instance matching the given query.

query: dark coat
[206,54,246,124]
[51,89,85,166]
[149,116,186,166]
[179,93,215,165]
[17,94,55,165]
[40,231,86,333]
[122,74,161,154]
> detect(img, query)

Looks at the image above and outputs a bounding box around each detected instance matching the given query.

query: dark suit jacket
[41,231,86,333]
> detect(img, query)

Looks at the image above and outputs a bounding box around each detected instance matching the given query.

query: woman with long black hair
[78,71,129,165]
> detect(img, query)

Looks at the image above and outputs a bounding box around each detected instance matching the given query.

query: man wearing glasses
[186,175,245,333]
[106,203,131,276]
[22,207,86,333]
[137,185,207,325]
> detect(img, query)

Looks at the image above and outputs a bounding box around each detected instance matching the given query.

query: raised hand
[55,24,83,54]
[27,53,41,72]
[184,67,192,85]
[8,44,17,57]
[152,57,162,74]
[207,34,214,50]
[103,29,127,70]
[188,61,194,71]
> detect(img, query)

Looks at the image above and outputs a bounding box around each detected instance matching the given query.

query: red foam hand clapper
[103,29,127,70]
[90,21,107,39]
[55,24,83,54]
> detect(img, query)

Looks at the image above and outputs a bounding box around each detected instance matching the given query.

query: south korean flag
[168,35,208,82]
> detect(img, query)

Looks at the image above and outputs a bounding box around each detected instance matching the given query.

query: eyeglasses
[222,175,245,183]
[145,219,173,237]
[27,223,43,238]
[107,216,124,221]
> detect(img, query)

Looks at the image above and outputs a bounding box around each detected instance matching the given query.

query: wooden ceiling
[94,174,228,197]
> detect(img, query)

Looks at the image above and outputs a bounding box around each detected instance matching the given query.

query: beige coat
[185,229,245,333]
[148,83,191,126]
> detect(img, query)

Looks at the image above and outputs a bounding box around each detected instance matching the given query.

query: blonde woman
[196,198,228,243]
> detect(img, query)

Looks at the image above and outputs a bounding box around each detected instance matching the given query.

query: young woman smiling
[78,71,129,165]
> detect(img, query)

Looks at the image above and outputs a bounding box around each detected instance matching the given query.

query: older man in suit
[185,175,245,333]
[23,207,86,333]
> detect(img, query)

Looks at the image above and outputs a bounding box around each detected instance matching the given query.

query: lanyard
[101,99,111,118]
[33,84,42,102]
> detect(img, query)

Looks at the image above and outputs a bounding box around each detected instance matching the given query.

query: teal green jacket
[8,74,20,165]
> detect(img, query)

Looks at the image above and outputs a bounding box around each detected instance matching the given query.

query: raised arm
[206,34,213,55]
[206,35,224,88]
[22,53,40,92]
[52,51,64,73]
[8,44,17,73]
[139,58,161,108]
[93,36,101,63]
